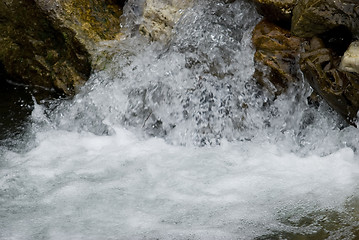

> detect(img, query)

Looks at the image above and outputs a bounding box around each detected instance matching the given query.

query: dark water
[0,67,33,148]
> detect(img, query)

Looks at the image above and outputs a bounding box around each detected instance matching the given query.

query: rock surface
[300,37,359,123]
[292,0,359,38]
[252,20,303,96]
[139,0,193,42]
[340,41,359,74]
[251,0,359,124]
[37,0,124,49]
[0,0,124,99]
[252,0,298,25]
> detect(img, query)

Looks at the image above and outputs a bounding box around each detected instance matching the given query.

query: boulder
[292,0,359,38]
[139,0,193,42]
[37,0,124,49]
[252,20,303,96]
[340,41,359,74]
[0,0,124,100]
[300,37,359,123]
[251,0,298,26]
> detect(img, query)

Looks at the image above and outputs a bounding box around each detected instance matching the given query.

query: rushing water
[2,1,359,239]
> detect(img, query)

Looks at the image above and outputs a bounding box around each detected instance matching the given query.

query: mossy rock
[38,0,124,46]
[292,0,359,38]
[0,0,125,100]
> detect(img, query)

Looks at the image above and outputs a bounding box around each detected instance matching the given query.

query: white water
[2,1,359,239]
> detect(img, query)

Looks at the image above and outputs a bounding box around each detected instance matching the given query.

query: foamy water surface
[1,1,359,239]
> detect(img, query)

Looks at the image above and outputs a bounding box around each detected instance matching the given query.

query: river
[1,1,359,239]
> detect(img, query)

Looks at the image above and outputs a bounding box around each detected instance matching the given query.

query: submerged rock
[252,0,298,26]
[0,0,124,100]
[340,41,359,74]
[252,20,303,96]
[300,37,359,123]
[139,0,193,42]
[292,0,359,38]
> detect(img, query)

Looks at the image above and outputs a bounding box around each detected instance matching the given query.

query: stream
[1,1,359,239]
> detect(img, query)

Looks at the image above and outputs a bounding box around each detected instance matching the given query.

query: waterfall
[1,1,359,239]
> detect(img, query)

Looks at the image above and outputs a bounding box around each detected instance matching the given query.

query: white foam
[2,1,359,239]
[1,128,359,239]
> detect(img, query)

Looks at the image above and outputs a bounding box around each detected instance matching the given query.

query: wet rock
[139,0,193,42]
[300,37,359,123]
[0,0,124,100]
[252,20,303,96]
[37,0,124,48]
[340,41,359,74]
[292,0,359,38]
[251,0,298,26]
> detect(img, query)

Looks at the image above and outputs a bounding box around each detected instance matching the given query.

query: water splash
[2,0,359,239]
[41,1,262,146]
[35,0,356,153]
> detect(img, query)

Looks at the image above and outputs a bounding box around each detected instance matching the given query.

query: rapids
[1,1,359,239]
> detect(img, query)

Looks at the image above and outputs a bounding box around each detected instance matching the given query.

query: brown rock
[252,0,298,25]
[292,0,359,38]
[37,0,124,47]
[252,20,303,96]
[0,0,124,100]
[300,37,359,123]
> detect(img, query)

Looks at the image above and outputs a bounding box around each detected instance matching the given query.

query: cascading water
[1,1,359,239]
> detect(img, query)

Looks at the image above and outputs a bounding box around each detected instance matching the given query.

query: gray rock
[139,0,193,42]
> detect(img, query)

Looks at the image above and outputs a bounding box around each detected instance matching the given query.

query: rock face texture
[340,41,359,74]
[252,20,303,96]
[139,0,193,42]
[252,0,359,124]
[291,0,359,38]
[300,37,359,122]
[0,0,124,99]
[37,0,124,48]
[252,0,298,24]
